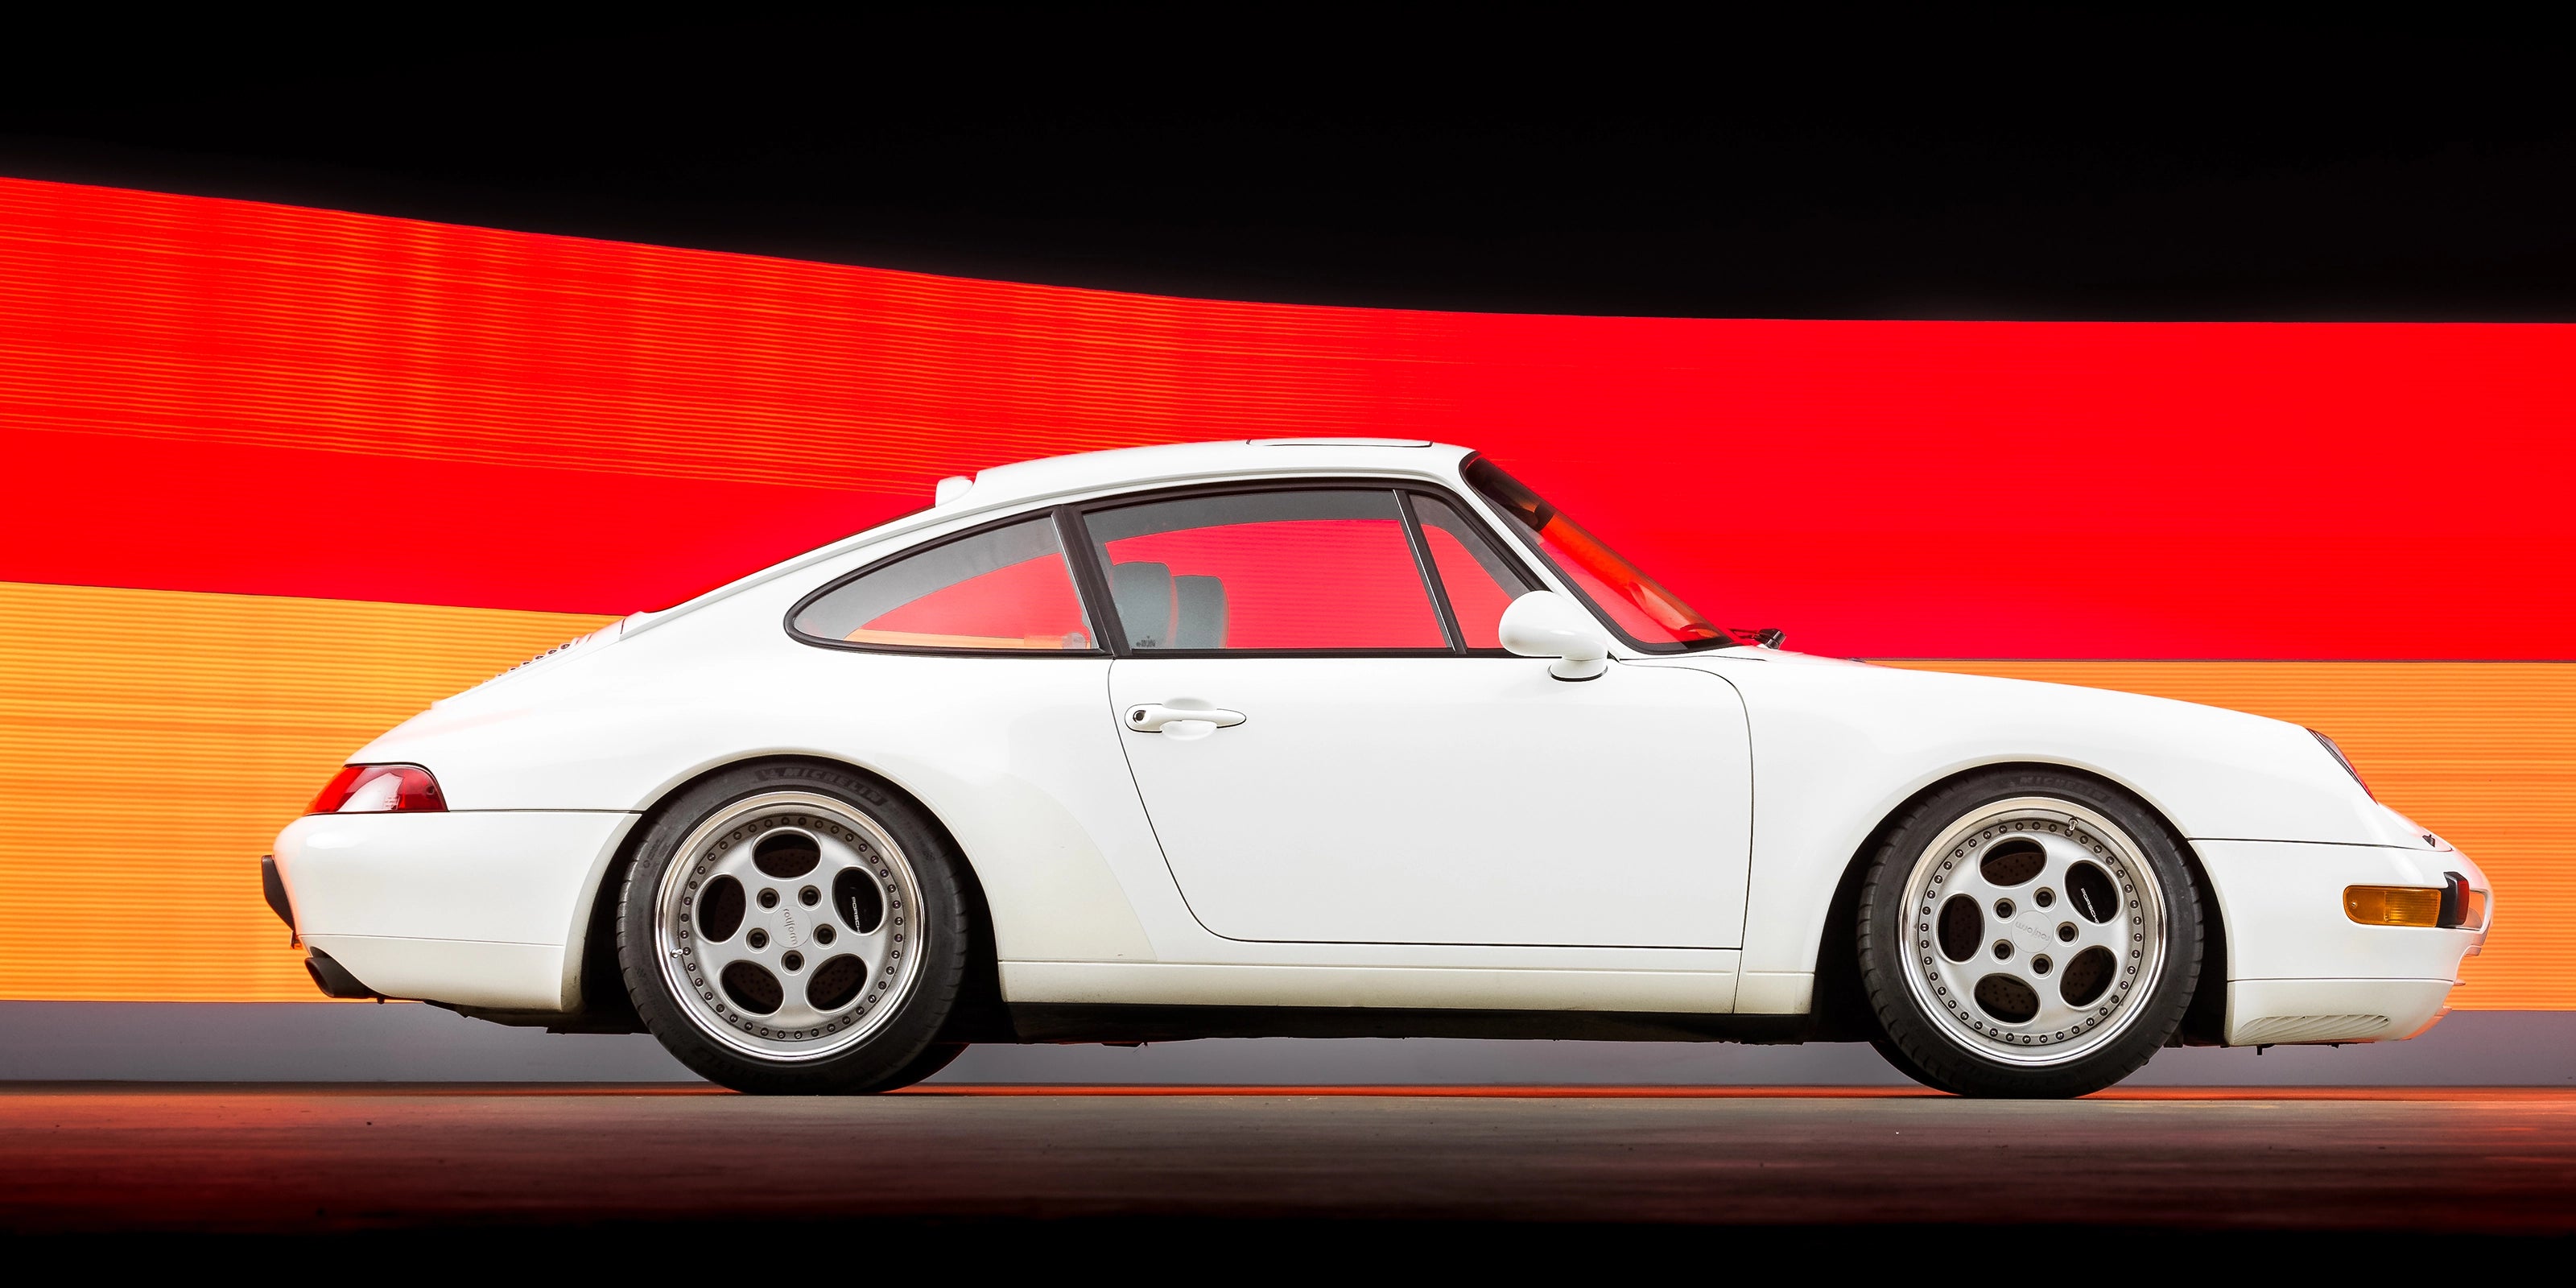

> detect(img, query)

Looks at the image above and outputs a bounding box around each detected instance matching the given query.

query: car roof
[943,438,1476,515]
[617,438,1480,641]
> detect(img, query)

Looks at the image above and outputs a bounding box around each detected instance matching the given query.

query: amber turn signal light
[2345,886,2442,927]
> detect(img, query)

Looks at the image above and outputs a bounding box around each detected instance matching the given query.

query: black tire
[1865,1034,1960,1095]
[865,1042,969,1092]
[1857,768,2202,1098]
[617,759,972,1094]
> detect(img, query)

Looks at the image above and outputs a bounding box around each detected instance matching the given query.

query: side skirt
[432,1002,646,1035]
[1005,1003,1823,1045]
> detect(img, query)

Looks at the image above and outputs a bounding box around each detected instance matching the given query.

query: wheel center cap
[2012,914,2053,947]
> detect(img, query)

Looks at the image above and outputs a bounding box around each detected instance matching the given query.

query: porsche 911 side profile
[262,439,2492,1096]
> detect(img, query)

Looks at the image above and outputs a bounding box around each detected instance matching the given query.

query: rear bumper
[269,809,638,1011]
[260,855,295,935]
[2194,838,2491,1046]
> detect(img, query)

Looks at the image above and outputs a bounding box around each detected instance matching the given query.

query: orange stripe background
[2,580,2561,1005]
[0,582,612,1001]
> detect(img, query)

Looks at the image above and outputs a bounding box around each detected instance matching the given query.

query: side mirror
[1497,591,1612,681]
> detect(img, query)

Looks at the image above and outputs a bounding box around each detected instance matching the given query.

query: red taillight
[307,764,446,814]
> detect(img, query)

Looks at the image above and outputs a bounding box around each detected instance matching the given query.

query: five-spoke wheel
[1860,770,2200,1097]
[654,791,923,1059]
[618,762,969,1093]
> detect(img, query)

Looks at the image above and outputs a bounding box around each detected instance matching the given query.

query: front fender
[1663,654,2419,990]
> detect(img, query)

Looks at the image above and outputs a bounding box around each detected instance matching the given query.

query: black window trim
[1070,476,1545,660]
[782,504,1113,657]
[1399,485,1553,656]
[1395,490,1467,653]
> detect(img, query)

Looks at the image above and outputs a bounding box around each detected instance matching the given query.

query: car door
[1086,483,1753,948]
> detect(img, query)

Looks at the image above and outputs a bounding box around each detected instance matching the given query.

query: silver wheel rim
[654,791,926,1063]
[1900,796,2168,1067]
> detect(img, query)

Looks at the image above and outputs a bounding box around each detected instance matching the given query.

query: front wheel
[1857,770,2202,1098]
[617,761,971,1093]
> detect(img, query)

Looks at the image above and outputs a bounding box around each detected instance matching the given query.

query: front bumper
[2194,837,2491,1046]
[268,809,639,1011]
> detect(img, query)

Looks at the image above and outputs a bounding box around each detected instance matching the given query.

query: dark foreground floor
[4,1084,2573,1255]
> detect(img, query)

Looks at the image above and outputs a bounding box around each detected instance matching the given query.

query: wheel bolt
[2058,922,2078,942]
[2036,889,2056,908]
[747,928,769,949]
[1992,939,2013,960]
[815,924,836,945]
[782,951,805,972]
[1994,898,2015,919]
[799,885,820,906]
[2033,954,2054,976]
[758,889,779,909]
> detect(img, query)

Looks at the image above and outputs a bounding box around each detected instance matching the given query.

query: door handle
[1125,702,1248,733]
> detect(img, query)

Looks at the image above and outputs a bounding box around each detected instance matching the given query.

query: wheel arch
[571,751,1012,1041]
[1807,759,2228,1046]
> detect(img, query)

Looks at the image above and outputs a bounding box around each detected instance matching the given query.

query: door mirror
[1497,591,1611,681]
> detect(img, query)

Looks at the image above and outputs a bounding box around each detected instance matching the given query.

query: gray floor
[4,1001,2571,1086]
[6,1084,2574,1236]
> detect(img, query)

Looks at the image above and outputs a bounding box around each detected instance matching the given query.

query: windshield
[1464,457,1730,651]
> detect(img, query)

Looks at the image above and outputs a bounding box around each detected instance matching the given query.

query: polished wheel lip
[1899,796,2169,1069]
[652,791,927,1063]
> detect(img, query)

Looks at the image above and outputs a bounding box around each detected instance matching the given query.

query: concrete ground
[8,1002,2575,1085]
[5,1084,2572,1250]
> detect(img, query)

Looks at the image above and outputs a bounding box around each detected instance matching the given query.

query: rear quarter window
[791,515,1094,651]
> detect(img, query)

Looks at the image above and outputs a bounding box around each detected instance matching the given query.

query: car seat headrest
[1110,561,1175,649]
[1172,576,1228,650]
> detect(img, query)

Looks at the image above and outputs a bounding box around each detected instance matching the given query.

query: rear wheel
[1858,770,2201,1097]
[617,761,971,1093]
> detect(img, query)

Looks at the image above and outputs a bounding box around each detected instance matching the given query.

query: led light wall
[2,177,2569,1004]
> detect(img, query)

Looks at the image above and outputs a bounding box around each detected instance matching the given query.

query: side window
[791,515,1094,650]
[1408,494,1538,650]
[1083,489,1447,651]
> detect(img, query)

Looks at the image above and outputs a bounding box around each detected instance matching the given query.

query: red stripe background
[4,177,2572,658]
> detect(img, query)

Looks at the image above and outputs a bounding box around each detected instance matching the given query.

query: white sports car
[263,439,2491,1096]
